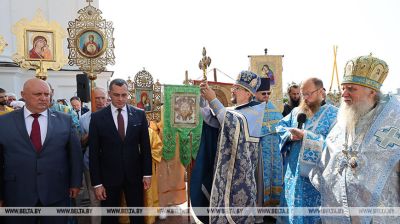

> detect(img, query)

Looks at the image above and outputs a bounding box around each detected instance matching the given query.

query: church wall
[0,0,112,106]
[0,0,99,62]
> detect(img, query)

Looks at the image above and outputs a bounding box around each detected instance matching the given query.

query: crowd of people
[0,79,185,224]
[0,54,399,224]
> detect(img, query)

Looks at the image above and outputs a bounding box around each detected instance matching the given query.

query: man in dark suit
[70,96,89,119]
[0,78,83,224]
[89,79,152,224]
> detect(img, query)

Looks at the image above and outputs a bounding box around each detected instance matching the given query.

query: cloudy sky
[100,0,400,93]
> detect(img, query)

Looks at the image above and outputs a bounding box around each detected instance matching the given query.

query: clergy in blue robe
[253,77,283,223]
[276,78,338,224]
[199,71,264,224]
[259,101,283,205]
[259,101,283,206]
[310,55,400,224]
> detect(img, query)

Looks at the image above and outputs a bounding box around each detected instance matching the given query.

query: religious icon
[345,61,354,76]
[136,90,153,112]
[173,95,196,124]
[25,30,54,61]
[371,65,384,82]
[76,29,105,58]
[260,64,275,85]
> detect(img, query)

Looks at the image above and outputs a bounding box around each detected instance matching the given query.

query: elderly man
[200,71,264,224]
[6,93,16,107]
[79,87,108,224]
[7,93,17,106]
[276,78,338,224]
[310,55,400,224]
[0,78,82,224]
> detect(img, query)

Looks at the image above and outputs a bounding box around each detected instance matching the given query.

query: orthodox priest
[310,55,400,224]
[200,71,264,224]
[276,77,338,224]
[254,77,283,223]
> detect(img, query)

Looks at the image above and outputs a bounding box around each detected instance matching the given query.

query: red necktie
[117,108,125,140]
[30,113,42,152]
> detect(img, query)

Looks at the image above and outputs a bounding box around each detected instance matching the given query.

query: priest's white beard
[337,98,374,137]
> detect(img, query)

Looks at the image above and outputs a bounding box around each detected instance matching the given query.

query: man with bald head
[0,78,83,224]
[276,77,338,223]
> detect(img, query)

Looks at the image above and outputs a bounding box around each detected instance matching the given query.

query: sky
[100,0,400,93]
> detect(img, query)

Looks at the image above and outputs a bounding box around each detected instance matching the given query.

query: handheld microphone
[297,113,307,129]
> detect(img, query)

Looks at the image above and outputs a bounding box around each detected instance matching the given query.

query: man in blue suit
[89,78,152,224]
[70,96,90,119]
[0,78,83,224]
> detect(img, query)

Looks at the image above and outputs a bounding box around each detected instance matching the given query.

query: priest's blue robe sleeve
[200,97,220,128]
[276,111,295,154]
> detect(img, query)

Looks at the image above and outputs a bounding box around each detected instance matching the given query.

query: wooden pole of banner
[329,45,341,94]
[187,132,193,223]
[87,64,97,113]
[213,68,217,82]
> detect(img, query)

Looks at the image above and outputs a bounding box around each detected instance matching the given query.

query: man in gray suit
[0,78,83,224]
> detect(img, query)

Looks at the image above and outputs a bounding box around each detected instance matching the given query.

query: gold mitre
[342,54,389,90]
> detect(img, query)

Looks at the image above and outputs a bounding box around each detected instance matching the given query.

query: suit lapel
[41,109,54,150]
[105,105,122,141]
[125,106,135,139]
[14,109,32,147]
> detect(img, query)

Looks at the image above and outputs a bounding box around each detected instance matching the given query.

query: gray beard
[337,99,374,137]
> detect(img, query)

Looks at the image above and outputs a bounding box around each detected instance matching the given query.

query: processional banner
[249,55,284,112]
[163,85,203,166]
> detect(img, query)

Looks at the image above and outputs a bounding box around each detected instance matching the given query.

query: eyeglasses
[301,88,320,98]
[261,91,271,96]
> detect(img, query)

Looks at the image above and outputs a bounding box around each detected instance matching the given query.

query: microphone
[297,113,307,129]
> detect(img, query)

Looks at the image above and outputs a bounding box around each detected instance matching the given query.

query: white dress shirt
[110,103,128,134]
[24,107,48,144]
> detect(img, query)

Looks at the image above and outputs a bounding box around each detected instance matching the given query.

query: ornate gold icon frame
[12,9,68,79]
[128,69,162,122]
